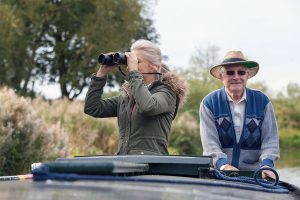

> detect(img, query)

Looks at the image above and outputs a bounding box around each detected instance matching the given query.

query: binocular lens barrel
[98,53,127,66]
[113,53,127,65]
[98,54,114,65]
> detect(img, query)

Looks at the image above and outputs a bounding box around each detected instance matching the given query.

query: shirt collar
[225,88,247,104]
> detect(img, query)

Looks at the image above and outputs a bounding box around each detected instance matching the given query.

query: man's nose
[232,72,240,78]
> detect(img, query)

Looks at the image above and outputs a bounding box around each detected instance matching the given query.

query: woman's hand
[125,52,138,72]
[96,64,116,77]
[96,52,119,77]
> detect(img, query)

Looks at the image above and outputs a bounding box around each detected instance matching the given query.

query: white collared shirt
[225,89,246,143]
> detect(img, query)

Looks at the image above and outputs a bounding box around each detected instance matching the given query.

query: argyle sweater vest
[202,87,269,167]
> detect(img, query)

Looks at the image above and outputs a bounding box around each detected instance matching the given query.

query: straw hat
[210,51,259,79]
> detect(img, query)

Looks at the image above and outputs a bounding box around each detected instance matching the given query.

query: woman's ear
[149,64,159,72]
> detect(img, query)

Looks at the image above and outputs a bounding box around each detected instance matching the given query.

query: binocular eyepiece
[98,53,127,66]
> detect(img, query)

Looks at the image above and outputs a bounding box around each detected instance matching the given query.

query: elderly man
[199,51,279,178]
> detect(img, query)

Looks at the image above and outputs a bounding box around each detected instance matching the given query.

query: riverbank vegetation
[1,0,299,175]
[1,77,300,174]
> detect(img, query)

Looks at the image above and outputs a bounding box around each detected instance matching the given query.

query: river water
[278,167,300,188]
[276,148,300,188]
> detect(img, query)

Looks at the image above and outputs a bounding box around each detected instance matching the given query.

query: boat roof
[1,155,299,200]
[1,175,299,200]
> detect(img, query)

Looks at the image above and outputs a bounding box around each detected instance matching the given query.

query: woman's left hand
[125,52,138,72]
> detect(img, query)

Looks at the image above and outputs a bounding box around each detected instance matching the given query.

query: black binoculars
[98,53,127,66]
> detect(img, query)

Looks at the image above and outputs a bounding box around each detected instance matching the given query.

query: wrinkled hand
[222,164,239,171]
[125,52,138,72]
[261,166,276,180]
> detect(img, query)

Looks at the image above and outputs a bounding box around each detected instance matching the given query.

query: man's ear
[219,73,224,80]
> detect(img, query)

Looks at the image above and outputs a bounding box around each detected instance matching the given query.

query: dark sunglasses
[225,70,247,76]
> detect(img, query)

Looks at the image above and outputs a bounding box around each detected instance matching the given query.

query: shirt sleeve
[259,102,280,167]
[199,100,229,169]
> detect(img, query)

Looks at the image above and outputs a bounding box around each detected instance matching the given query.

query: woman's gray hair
[130,39,162,68]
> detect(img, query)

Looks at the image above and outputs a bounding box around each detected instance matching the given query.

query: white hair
[130,39,162,68]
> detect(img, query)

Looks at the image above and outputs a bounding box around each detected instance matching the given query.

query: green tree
[287,83,300,99]
[178,44,222,118]
[189,44,220,69]
[0,3,33,95]
[248,81,268,93]
[274,83,300,129]
[0,0,158,99]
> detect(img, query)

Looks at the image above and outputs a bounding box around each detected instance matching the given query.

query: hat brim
[210,61,259,79]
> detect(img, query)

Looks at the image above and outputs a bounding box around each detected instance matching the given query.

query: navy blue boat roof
[1,155,300,199]
[56,155,213,165]
[54,155,212,177]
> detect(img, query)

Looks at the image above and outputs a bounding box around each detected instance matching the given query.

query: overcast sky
[41,0,300,99]
[154,0,300,93]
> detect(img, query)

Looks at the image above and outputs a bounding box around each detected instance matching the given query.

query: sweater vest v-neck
[203,87,270,166]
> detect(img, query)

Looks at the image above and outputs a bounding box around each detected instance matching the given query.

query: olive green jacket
[84,70,188,155]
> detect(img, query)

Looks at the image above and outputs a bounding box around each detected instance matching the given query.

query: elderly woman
[199,51,279,179]
[84,39,188,155]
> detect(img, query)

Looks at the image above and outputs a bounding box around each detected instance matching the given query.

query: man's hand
[261,165,276,180]
[221,164,239,171]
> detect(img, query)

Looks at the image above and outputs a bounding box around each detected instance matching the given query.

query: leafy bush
[179,71,222,120]
[31,97,119,156]
[279,128,300,148]
[169,112,202,155]
[2,70,300,176]
[0,87,69,175]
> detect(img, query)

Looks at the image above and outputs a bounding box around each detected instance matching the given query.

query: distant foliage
[169,112,202,155]
[272,83,300,148]
[31,97,119,156]
[273,84,300,128]
[180,77,222,119]
[0,87,69,175]
[1,68,300,175]
[0,0,158,99]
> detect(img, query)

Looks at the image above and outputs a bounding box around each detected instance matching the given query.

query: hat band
[222,58,245,64]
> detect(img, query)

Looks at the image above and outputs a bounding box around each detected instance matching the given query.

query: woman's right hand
[96,52,118,77]
[96,64,117,77]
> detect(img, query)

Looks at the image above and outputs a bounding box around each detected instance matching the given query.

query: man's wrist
[216,158,228,169]
[260,159,274,168]
[220,165,226,170]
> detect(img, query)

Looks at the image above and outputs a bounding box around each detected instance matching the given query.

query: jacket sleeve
[84,75,119,118]
[199,100,229,169]
[259,102,280,167]
[128,70,176,116]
